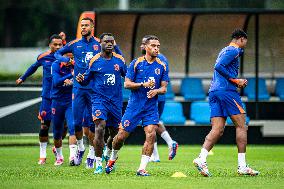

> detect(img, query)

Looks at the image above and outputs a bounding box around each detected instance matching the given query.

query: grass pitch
[0,137,283,189]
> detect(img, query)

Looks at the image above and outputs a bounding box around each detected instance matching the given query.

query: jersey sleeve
[20,59,42,81]
[125,59,136,81]
[54,41,73,62]
[161,64,169,82]
[214,49,239,80]
[51,63,72,87]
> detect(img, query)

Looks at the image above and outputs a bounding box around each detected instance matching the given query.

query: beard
[81,30,91,37]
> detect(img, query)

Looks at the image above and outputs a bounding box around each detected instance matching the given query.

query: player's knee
[39,121,50,137]
[53,130,62,140]
[74,124,82,132]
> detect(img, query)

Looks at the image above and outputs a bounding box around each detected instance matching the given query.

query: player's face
[49,39,63,53]
[145,39,160,57]
[81,20,93,37]
[101,36,114,53]
[239,37,248,48]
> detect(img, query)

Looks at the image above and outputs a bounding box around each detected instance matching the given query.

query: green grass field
[0,137,283,189]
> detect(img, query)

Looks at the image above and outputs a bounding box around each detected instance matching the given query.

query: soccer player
[55,18,122,167]
[76,33,127,174]
[51,53,76,166]
[140,35,178,162]
[105,35,169,176]
[16,34,63,165]
[193,29,259,176]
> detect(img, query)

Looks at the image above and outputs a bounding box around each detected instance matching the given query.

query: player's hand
[237,79,248,88]
[69,58,75,65]
[147,89,158,98]
[143,80,155,88]
[76,73,84,83]
[16,78,23,85]
[59,32,66,41]
[71,70,74,76]
[63,79,73,86]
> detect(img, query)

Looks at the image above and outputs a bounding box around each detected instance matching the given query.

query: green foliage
[0,143,283,189]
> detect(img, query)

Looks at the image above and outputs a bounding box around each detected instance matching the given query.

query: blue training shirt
[55,36,123,90]
[209,43,244,92]
[80,52,127,106]
[126,56,169,109]
[20,50,55,99]
[51,60,73,101]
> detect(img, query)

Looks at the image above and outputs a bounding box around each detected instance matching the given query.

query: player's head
[143,35,160,57]
[231,29,248,48]
[141,35,152,55]
[49,34,63,53]
[80,17,94,37]
[100,33,115,53]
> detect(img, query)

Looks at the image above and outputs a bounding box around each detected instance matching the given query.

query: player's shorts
[82,108,95,132]
[72,87,92,129]
[121,103,159,133]
[51,99,74,139]
[209,90,246,118]
[91,97,122,128]
[158,100,165,118]
[38,97,52,121]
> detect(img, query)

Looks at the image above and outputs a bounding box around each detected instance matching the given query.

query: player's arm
[147,63,169,98]
[54,42,73,63]
[76,69,93,86]
[114,42,124,56]
[215,49,247,88]
[51,63,73,87]
[16,60,41,85]
[124,60,154,89]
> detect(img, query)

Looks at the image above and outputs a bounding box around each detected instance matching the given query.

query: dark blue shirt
[20,50,55,99]
[81,52,127,106]
[51,60,73,101]
[209,43,244,92]
[126,56,169,109]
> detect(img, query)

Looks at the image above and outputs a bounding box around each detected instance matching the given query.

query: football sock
[87,145,95,159]
[55,147,63,159]
[69,144,77,158]
[199,148,209,162]
[238,153,246,168]
[39,142,47,158]
[77,139,85,151]
[95,157,102,167]
[138,155,150,171]
[110,149,119,161]
[161,131,173,147]
[151,142,160,160]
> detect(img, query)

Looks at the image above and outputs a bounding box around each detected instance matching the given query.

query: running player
[76,33,126,174]
[55,18,122,167]
[16,34,63,165]
[140,35,178,162]
[192,29,259,177]
[51,53,76,166]
[105,35,169,176]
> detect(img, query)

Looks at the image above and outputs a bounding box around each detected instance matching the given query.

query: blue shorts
[51,99,74,140]
[158,100,165,118]
[209,90,246,118]
[72,87,92,131]
[82,108,95,132]
[92,97,122,128]
[121,104,159,133]
[38,97,52,121]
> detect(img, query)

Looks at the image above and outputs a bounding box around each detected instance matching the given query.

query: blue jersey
[126,56,169,109]
[55,36,123,90]
[157,53,169,102]
[51,60,73,101]
[82,52,127,106]
[209,43,244,92]
[20,50,55,99]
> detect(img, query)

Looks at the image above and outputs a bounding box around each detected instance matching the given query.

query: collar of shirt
[81,36,95,43]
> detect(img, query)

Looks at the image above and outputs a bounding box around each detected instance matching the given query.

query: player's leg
[93,119,106,174]
[65,103,77,166]
[83,109,95,169]
[227,92,259,176]
[51,100,65,166]
[38,98,52,165]
[136,124,158,176]
[72,88,86,165]
[193,91,226,177]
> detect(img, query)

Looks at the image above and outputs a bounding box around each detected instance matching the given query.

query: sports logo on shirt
[124,120,130,127]
[155,68,160,75]
[104,74,116,85]
[114,64,120,71]
[84,52,93,63]
[52,108,56,115]
[95,110,101,117]
[93,45,99,51]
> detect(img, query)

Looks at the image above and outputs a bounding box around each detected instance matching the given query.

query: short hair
[49,34,62,44]
[231,29,248,39]
[143,35,159,44]
[99,33,114,40]
[81,17,94,24]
